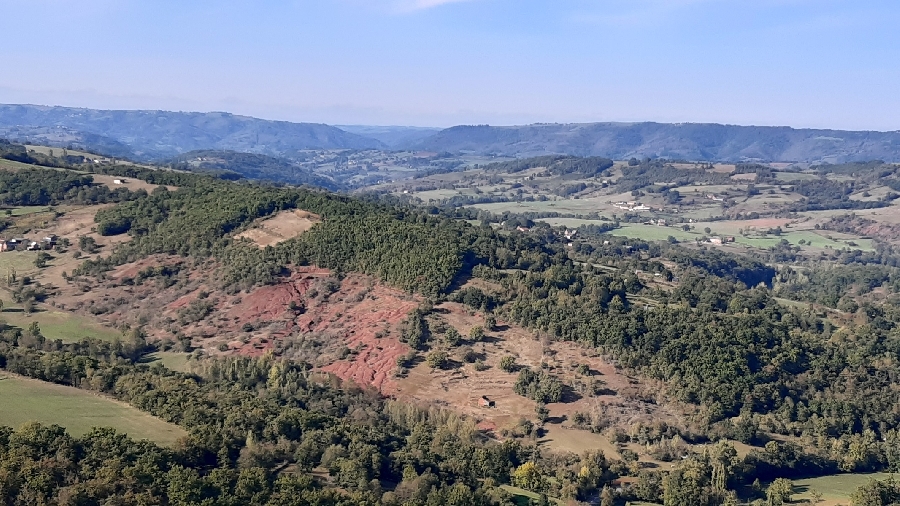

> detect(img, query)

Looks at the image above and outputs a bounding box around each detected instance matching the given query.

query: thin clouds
[391,0,483,12]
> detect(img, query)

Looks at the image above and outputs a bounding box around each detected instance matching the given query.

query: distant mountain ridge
[2,104,900,163]
[0,104,385,160]
[407,122,900,163]
[335,125,442,149]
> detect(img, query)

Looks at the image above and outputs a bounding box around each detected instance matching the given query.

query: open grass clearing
[141,351,194,373]
[406,189,465,201]
[792,472,896,505]
[609,224,698,242]
[774,171,818,181]
[0,373,186,445]
[730,230,874,251]
[25,145,98,159]
[0,305,123,343]
[0,250,41,277]
[234,209,321,248]
[537,217,612,228]
[499,485,564,505]
[470,197,616,216]
[2,205,54,216]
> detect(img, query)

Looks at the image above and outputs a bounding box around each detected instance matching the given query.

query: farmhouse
[0,238,26,251]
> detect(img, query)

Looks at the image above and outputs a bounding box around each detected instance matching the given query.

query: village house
[0,238,25,251]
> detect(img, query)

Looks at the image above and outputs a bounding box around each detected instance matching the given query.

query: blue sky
[1,0,898,130]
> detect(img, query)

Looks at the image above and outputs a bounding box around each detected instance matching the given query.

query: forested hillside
[3,148,900,504]
[408,122,900,162]
[167,150,342,190]
[0,104,385,160]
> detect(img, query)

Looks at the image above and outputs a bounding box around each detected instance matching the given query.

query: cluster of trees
[787,177,897,212]
[0,168,137,206]
[774,263,899,308]
[0,324,626,505]
[513,368,563,404]
[615,159,732,192]
[0,139,89,168]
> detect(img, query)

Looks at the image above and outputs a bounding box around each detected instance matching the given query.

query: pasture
[0,373,186,445]
[4,206,54,216]
[792,473,896,505]
[610,224,698,242]
[471,197,615,216]
[0,306,123,343]
[142,351,194,373]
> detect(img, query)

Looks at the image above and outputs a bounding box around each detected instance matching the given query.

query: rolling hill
[4,104,900,164]
[0,104,385,160]
[406,122,900,163]
[168,149,342,190]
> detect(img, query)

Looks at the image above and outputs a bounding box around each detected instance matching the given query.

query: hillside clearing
[792,473,896,505]
[235,209,321,248]
[0,373,186,445]
[0,305,123,343]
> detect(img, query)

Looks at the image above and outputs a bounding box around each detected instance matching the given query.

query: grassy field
[0,250,40,277]
[499,485,564,505]
[142,351,194,373]
[0,307,123,343]
[775,171,818,181]
[0,373,186,445]
[471,197,615,216]
[610,224,698,242]
[4,205,54,216]
[792,473,896,504]
[537,217,610,228]
[732,230,874,251]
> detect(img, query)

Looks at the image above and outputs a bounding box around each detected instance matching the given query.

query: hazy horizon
[2,1,898,130]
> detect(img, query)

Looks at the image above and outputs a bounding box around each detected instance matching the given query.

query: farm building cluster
[0,234,59,252]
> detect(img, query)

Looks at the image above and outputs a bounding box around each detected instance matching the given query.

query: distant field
[672,184,738,194]
[408,189,464,201]
[537,217,609,228]
[734,230,873,251]
[5,206,53,216]
[775,171,818,181]
[792,473,895,504]
[610,224,698,242]
[0,159,47,171]
[0,307,122,343]
[142,351,193,373]
[25,145,98,159]
[499,485,563,505]
[471,197,614,216]
[0,373,186,445]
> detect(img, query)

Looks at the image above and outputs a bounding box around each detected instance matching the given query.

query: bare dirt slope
[234,209,321,248]
[391,303,685,457]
